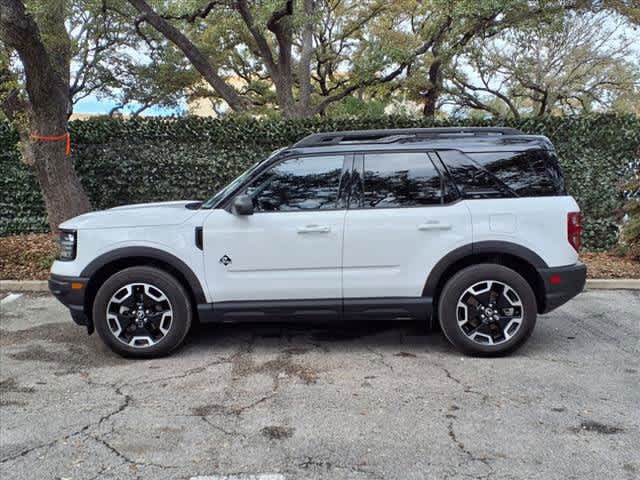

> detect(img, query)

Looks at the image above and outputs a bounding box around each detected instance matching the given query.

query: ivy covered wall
[1,114,638,250]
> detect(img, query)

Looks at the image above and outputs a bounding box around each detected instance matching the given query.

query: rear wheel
[438,264,537,356]
[93,267,192,358]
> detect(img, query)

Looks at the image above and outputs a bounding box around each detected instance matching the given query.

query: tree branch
[127,0,250,111]
[0,0,68,128]
[235,0,279,76]
[0,87,29,122]
[160,1,231,23]
[311,17,452,115]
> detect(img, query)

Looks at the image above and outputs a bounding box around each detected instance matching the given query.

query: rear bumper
[49,274,93,333]
[537,262,587,313]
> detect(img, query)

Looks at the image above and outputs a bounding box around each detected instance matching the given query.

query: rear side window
[467,150,566,196]
[437,150,509,199]
[355,152,444,208]
[438,149,566,198]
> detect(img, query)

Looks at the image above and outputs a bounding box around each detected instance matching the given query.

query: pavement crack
[447,420,494,477]
[199,416,247,438]
[87,433,178,470]
[1,437,60,464]
[364,344,394,372]
[126,357,233,387]
[230,390,279,416]
[94,385,132,426]
[437,364,489,402]
[85,460,127,480]
[0,385,131,464]
[298,456,383,479]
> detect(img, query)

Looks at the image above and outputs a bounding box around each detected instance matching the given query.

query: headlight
[57,230,77,261]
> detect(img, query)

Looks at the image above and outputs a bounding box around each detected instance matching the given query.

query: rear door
[342,151,471,309]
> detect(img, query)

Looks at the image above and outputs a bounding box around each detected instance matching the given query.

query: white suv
[49,127,586,358]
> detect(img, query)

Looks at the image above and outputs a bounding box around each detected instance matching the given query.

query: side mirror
[232,194,254,215]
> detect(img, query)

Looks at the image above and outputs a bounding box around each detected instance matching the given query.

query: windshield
[201,148,286,209]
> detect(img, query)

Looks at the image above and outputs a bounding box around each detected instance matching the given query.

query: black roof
[289,127,553,153]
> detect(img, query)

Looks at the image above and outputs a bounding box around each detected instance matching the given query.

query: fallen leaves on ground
[579,251,640,279]
[0,233,57,280]
[0,234,638,280]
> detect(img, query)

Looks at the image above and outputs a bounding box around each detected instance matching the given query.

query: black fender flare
[80,246,207,303]
[422,241,548,297]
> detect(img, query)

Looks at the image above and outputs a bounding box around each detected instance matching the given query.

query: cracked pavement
[0,290,639,479]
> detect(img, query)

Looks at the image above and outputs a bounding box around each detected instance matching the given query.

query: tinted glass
[360,153,443,208]
[244,155,343,212]
[467,150,566,196]
[538,152,566,194]
[438,150,508,198]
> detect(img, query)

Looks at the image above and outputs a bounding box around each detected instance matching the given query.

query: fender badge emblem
[219,255,232,266]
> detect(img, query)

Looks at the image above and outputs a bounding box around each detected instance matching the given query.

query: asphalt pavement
[0,290,638,480]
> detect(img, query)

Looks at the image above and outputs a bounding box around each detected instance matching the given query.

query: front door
[203,154,348,305]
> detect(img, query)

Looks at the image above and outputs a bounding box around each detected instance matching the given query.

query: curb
[584,279,640,290]
[1,280,50,292]
[1,278,639,293]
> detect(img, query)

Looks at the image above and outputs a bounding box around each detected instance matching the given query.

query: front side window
[202,149,285,209]
[357,152,443,208]
[243,155,344,212]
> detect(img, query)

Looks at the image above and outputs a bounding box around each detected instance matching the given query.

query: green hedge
[1,114,639,250]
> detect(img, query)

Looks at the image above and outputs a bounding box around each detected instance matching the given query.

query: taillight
[567,212,581,252]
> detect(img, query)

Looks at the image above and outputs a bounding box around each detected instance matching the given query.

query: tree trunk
[296,0,315,116]
[423,57,443,118]
[1,0,91,232]
[423,88,439,118]
[29,118,91,230]
[29,66,92,231]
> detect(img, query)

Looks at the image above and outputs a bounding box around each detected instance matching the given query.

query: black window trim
[428,151,461,204]
[221,152,352,214]
[349,153,364,209]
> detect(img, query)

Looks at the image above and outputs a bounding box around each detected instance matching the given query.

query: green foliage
[1,114,639,251]
[620,175,640,259]
[326,96,388,118]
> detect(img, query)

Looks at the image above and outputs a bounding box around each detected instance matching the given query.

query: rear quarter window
[438,149,566,198]
[436,150,511,199]
[467,150,566,196]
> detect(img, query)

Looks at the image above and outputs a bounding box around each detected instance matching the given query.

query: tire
[93,266,192,358]
[438,264,537,356]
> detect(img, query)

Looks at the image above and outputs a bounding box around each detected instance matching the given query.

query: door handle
[297,225,331,234]
[418,221,451,231]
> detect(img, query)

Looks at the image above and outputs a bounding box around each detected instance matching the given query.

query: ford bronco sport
[49,127,586,358]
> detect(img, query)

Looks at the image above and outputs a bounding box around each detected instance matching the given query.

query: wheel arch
[423,242,548,314]
[81,247,207,325]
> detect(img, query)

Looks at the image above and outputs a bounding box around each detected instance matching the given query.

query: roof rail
[292,127,524,148]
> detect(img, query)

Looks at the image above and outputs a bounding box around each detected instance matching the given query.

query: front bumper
[49,274,93,333]
[537,262,587,313]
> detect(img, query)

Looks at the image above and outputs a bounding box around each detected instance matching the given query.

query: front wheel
[438,264,537,356]
[93,266,192,358]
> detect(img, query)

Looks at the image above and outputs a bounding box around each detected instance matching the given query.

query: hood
[59,200,201,230]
